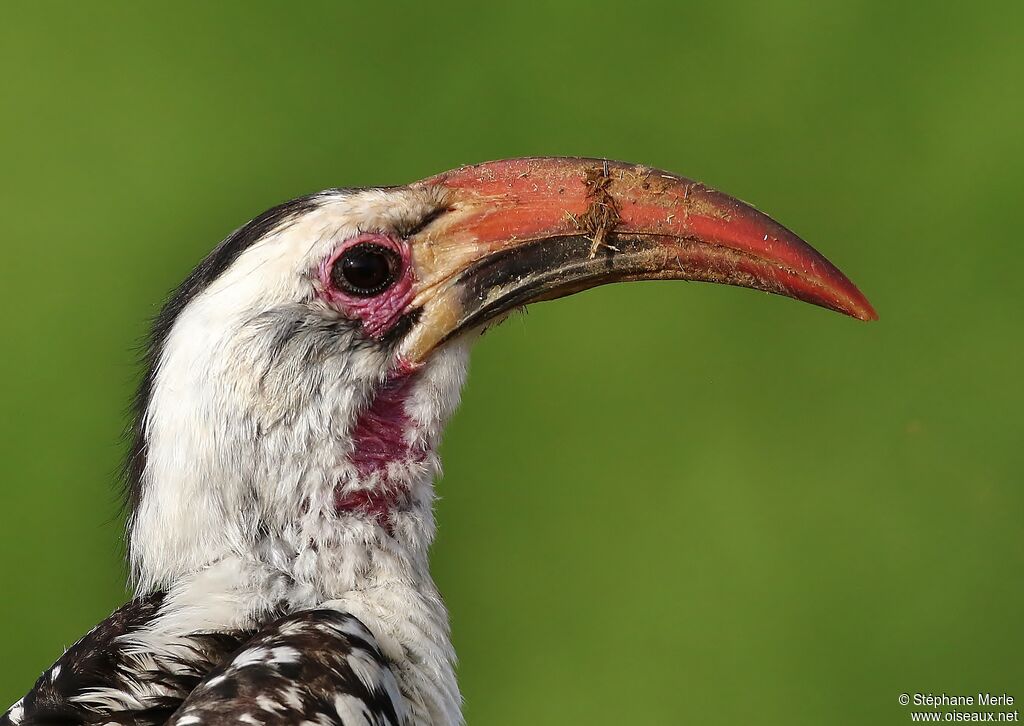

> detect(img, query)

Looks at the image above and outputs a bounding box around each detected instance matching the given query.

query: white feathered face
[126,158,875,589]
[127,185,472,589]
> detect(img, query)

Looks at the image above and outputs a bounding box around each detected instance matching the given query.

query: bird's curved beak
[400,157,876,364]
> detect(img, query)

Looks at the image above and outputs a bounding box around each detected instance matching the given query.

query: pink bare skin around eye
[318,233,415,339]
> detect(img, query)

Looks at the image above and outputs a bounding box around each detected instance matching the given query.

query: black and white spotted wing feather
[2,606,401,726]
[168,610,404,726]
[0,594,252,726]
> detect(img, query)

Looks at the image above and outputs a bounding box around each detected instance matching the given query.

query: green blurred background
[2,2,1021,723]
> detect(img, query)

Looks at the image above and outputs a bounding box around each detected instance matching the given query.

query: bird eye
[331,243,400,297]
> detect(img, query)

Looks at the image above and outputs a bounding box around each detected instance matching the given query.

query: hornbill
[2,157,875,725]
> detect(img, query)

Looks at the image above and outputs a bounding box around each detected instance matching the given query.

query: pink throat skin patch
[335,362,424,533]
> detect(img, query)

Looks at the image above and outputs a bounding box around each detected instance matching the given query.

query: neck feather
[127,338,471,723]
[128,323,470,596]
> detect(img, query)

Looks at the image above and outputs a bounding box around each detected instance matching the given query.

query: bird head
[126,157,875,592]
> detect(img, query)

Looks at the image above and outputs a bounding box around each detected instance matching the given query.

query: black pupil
[334,244,397,295]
